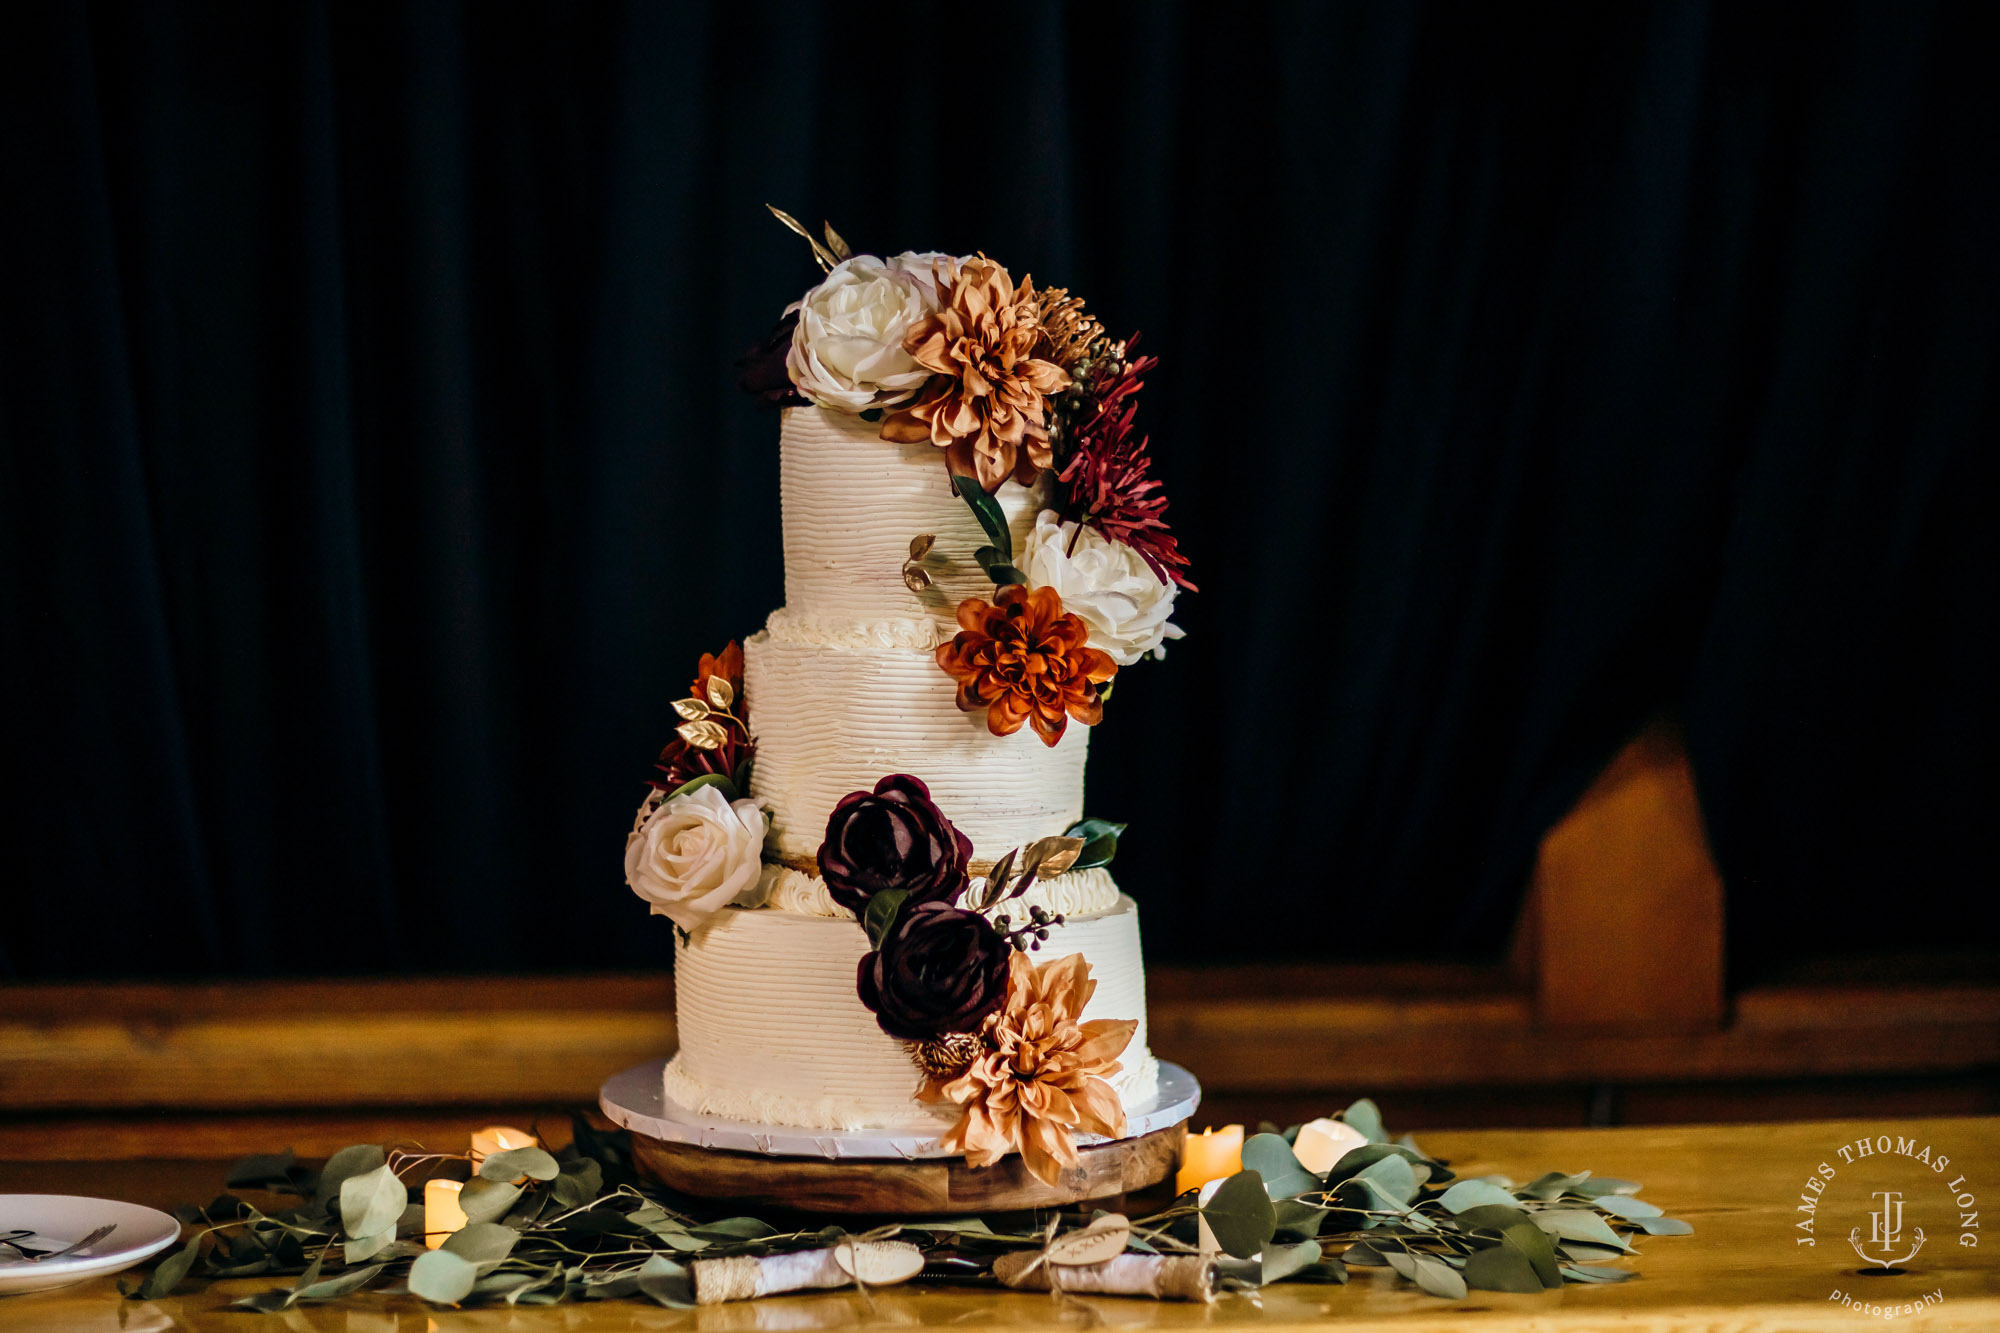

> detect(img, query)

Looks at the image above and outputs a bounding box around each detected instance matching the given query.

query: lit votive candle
[468,1125,536,1172]
[1176,1123,1244,1195]
[1291,1117,1370,1174]
[423,1178,467,1250]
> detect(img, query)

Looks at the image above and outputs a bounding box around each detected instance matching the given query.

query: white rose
[786,253,943,411]
[624,784,768,933]
[1019,510,1185,666]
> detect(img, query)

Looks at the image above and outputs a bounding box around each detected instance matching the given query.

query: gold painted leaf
[908,533,936,560]
[903,566,932,592]
[1021,836,1085,879]
[823,221,853,262]
[764,204,837,272]
[706,676,735,709]
[676,719,728,751]
[672,697,709,721]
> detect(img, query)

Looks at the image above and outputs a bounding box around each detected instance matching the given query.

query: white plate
[601,1058,1201,1160]
[0,1196,181,1296]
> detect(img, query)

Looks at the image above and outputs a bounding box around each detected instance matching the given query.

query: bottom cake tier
[666,894,1157,1135]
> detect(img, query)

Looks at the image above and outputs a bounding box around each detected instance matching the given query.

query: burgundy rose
[817,774,972,915]
[857,902,1011,1040]
[737,310,807,407]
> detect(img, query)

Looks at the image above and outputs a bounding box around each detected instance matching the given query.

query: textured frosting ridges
[745,627,1088,857]
[667,896,1157,1133]
[779,406,1047,626]
[765,865,1122,920]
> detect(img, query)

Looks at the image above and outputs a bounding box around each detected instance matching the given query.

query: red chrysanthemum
[1056,343,1196,591]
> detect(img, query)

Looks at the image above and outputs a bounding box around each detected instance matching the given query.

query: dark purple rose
[737,310,807,407]
[857,902,1011,1040]
[818,774,973,915]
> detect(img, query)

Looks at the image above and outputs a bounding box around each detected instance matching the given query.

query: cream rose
[785,253,944,411]
[1019,510,1184,666]
[624,784,768,933]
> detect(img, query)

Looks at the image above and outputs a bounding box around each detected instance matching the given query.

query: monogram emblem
[1849,1189,1926,1267]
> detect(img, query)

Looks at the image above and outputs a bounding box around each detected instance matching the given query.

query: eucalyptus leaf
[479,1146,559,1183]
[1271,1198,1331,1237]
[1501,1220,1563,1287]
[1592,1193,1663,1220]
[636,1254,696,1308]
[954,479,1012,562]
[1452,1203,1534,1232]
[442,1221,520,1266]
[408,1248,478,1305]
[339,1164,407,1240]
[1384,1249,1466,1299]
[1342,1098,1387,1144]
[457,1177,521,1224]
[1341,1241,1389,1266]
[861,889,909,949]
[1570,1176,1641,1198]
[1632,1215,1694,1236]
[1241,1133,1321,1200]
[1290,1258,1349,1284]
[1200,1171,1277,1259]
[227,1290,295,1312]
[1556,1240,1631,1264]
[293,1262,386,1303]
[1259,1239,1322,1286]
[1560,1261,1639,1283]
[688,1216,779,1241]
[344,1229,392,1264]
[1533,1209,1634,1253]
[132,1235,201,1300]
[1063,818,1126,869]
[1519,1170,1589,1201]
[1462,1242,1543,1293]
[1353,1151,1419,1206]
[666,772,737,803]
[314,1145,386,1209]
[552,1158,603,1210]
[1438,1179,1519,1213]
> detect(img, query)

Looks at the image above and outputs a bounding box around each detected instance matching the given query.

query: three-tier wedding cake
[623,217,1194,1186]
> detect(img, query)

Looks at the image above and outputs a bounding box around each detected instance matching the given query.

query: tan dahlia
[921,950,1136,1187]
[879,257,1072,491]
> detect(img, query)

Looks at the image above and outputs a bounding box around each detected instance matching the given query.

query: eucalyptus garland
[122,1101,1688,1310]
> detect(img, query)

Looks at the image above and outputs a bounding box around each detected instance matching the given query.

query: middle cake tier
[744,616,1089,858]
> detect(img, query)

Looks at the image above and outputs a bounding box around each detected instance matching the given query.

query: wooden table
[3,1117,1996,1330]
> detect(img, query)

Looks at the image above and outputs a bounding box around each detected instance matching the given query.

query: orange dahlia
[878,257,1072,491]
[935,585,1117,747]
[921,950,1136,1187]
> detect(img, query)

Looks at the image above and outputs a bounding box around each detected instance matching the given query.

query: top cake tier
[779,407,1047,628]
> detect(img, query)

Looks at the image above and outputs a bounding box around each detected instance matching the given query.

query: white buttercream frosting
[764,606,945,652]
[744,628,1087,857]
[778,407,1048,626]
[764,864,1123,921]
[666,896,1157,1133]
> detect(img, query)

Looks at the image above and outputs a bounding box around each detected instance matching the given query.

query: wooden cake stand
[599,1059,1200,1214]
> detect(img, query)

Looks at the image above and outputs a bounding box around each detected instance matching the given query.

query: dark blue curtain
[3,1,1992,979]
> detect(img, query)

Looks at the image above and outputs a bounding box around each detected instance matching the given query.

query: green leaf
[1438,1180,1519,1213]
[442,1221,520,1266]
[1452,1203,1534,1232]
[1290,1258,1349,1284]
[1462,1242,1543,1293]
[1560,1261,1639,1283]
[665,772,737,802]
[1325,1142,1436,1183]
[313,1145,386,1209]
[1062,818,1127,870]
[1242,1133,1322,1200]
[861,889,909,949]
[1354,1152,1419,1207]
[457,1177,521,1224]
[343,1229,392,1264]
[1259,1239,1322,1286]
[551,1157,603,1210]
[1557,1240,1631,1264]
[131,1235,201,1301]
[954,478,1012,562]
[1271,1198,1331,1237]
[1632,1215,1694,1236]
[1533,1209,1634,1253]
[1200,1171,1277,1259]
[227,1290,295,1312]
[293,1262,386,1303]
[1519,1170,1589,1201]
[1501,1221,1563,1287]
[688,1216,780,1241]
[1592,1193,1663,1221]
[1341,1099,1387,1144]
[1570,1176,1641,1198]
[339,1163,407,1240]
[408,1248,479,1305]
[636,1254,696,1308]
[1385,1249,1467,1299]
[479,1146,559,1182]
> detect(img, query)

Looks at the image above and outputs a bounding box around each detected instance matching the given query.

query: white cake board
[600,1059,1201,1161]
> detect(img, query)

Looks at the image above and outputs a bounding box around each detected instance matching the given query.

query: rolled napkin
[992,1249,1213,1302]
[692,1242,924,1304]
